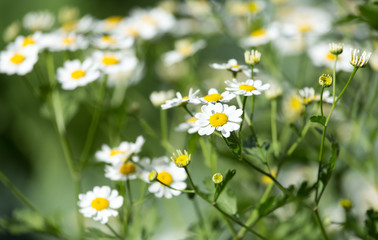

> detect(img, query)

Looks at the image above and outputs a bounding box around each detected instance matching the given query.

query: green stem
[160,109,168,144]
[271,99,279,157]
[80,75,108,169]
[210,134,217,174]
[332,57,337,104]
[313,209,329,240]
[320,87,324,117]
[221,214,240,240]
[287,121,311,156]
[156,179,195,193]
[250,95,255,122]
[105,223,123,240]
[183,105,194,117]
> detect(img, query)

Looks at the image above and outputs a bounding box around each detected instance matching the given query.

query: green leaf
[86,227,117,239]
[334,14,360,25]
[365,209,378,238]
[310,115,326,126]
[216,188,237,215]
[359,3,378,30]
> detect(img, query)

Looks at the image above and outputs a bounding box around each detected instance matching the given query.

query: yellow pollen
[187,117,197,123]
[175,155,189,166]
[109,149,124,156]
[62,37,75,45]
[22,36,35,47]
[157,171,173,185]
[204,93,223,102]
[298,24,312,33]
[91,197,109,211]
[102,35,116,44]
[71,70,86,79]
[102,56,119,65]
[232,64,240,68]
[119,162,136,175]
[209,113,228,127]
[250,29,266,37]
[182,96,189,100]
[238,84,256,91]
[10,54,25,64]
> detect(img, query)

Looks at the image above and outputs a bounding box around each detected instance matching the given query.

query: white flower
[9,32,44,51]
[265,82,283,99]
[226,1,266,15]
[161,88,200,110]
[46,32,89,52]
[56,59,100,90]
[0,47,38,76]
[104,156,143,181]
[96,136,145,164]
[282,93,304,122]
[95,16,124,33]
[23,11,55,32]
[195,103,243,138]
[92,34,134,50]
[308,43,353,72]
[240,25,278,47]
[78,186,123,224]
[225,78,270,96]
[350,48,372,68]
[315,90,334,104]
[199,88,235,104]
[162,39,206,66]
[298,87,316,105]
[150,90,175,107]
[210,59,248,73]
[146,157,187,199]
[175,116,200,134]
[92,50,138,75]
[76,15,97,33]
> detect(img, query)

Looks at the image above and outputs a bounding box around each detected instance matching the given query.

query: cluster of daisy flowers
[78,136,191,224]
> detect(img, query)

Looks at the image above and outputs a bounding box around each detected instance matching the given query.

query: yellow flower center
[61,21,77,32]
[102,56,119,65]
[326,53,340,61]
[126,27,139,37]
[91,197,109,211]
[290,96,303,112]
[106,16,123,24]
[175,155,190,167]
[22,36,35,47]
[250,29,266,37]
[232,64,240,68]
[62,37,75,45]
[119,162,136,175]
[71,69,86,79]
[298,24,312,33]
[157,171,173,185]
[209,113,228,127]
[10,53,25,64]
[182,96,189,100]
[204,93,223,102]
[178,44,194,56]
[248,3,259,12]
[142,16,157,25]
[102,35,116,44]
[238,84,256,92]
[187,117,197,123]
[110,149,124,156]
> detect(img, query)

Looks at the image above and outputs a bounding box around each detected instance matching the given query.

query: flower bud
[318,74,332,87]
[212,173,223,184]
[329,42,343,55]
[148,170,158,182]
[244,49,261,65]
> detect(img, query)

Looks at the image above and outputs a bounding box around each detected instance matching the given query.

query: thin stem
[320,87,324,117]
[156,179,195,193]
[313,209,329,240]
[160,109,168,145]
[105,223,123,240]
[250,95,255,122]
[287,121,311,156]
[271,99,279,157]
[210,134,217,174]
[221,214,240,240]
[80,75,109,169]
[183,105,194,117]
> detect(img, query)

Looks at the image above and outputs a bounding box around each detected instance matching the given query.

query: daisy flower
[56,59,100,90]
[225,78,270,96]
[199,88,235,104]
[299,87,316,105]
[95,16,124,33]
[210,59,248,73]
[23,10,55,32]
[92,50,138,75]
[114,18,148,40]
[195,103,243,138]
[161,88,200,110]
[350,48,372,68]
[226,0,266,15]
[146,157,187,199]
[315,90,334,104]
[308,43,352,72]
[150,90,175,107]
[46,32,89,52]
[283,93,304,122]
[96,136,145,164]
[240,25,278,47]
[162,39,206,66]
[175,116,200,134]
[10,32,44,51]
[92,34,134,50]
[104,156,143,181]
[78,186,123,224]
[0,47,38,75]
[171,149,191,167]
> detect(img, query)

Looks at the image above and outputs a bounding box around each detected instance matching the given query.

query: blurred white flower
[240,25,278,47]
[92,50,138,75]
[95,16,124,33]
[161,88,200,110]
[78,186,123,224]
[105,156,143,181]
[308,43,353,72]
[3,21,21,43]
[175,116,199,134]
[56,59,100,90]
[226,0,266,15]
[225,78,270,96]
[162,39,206,66]
[150,90,175,107]
[23,10,55,32]
[45,32,89,52]
[0,47,38,75]
[210,59,248,73]
[92,34,134,50]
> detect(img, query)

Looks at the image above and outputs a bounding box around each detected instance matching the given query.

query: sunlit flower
[308,43,352,72]
[46,32,89,52]
[175,116,200,134]
[96,136,145,164]
[195,103,243,138]
[199,88,235,104]
[210,59,248,73]
[56,59,100,90]
[146,157,187,199]
[171,149,191,167]
[240,25,278,47]
[150,90,175,107]
[0,47,38,75]
[162,39,206,66]
[92,50,138,75]
[92,34,134,50]
[78,186,123,224]
[23,10,55,32]
[350,48,372,68]
[225,78,270,96]
[161,88,200,110]
[104,156,142,181]
[76,15,97,33]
